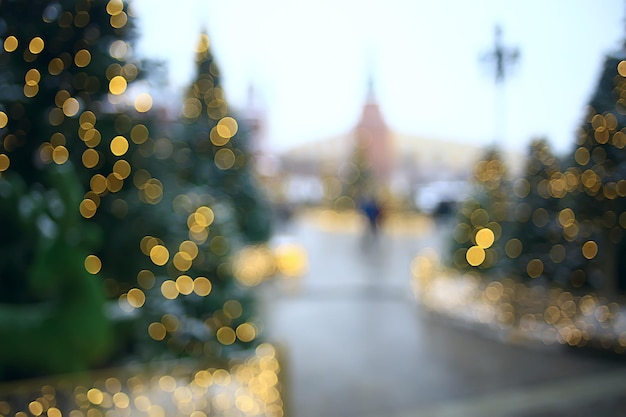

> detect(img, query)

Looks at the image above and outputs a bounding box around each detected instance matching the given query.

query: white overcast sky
[130,0,625,155]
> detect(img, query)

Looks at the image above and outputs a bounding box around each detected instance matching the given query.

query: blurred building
[242,83,524,211]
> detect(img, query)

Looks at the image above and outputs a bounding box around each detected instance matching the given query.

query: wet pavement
[257,210,626,417]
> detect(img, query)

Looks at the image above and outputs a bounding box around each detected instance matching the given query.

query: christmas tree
[0,0,147,377]
[0,0,274,377]
[559,52,626,292]
[449,148,510,274]
[128,32,273,362]
[500,139,570,285]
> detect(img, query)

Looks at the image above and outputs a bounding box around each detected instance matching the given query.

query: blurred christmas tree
[0,0,273,378]
[500,139,571,285]
[559,52,626,292]
[448,51,626,295]
[449,148,510,274]
[176,32,272,244]
[129,32,273,362]
[0,0,148,377]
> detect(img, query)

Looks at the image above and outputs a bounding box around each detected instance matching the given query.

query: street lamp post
[482,24,520,146]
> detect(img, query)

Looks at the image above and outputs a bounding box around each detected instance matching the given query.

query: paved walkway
[258,211,626,417]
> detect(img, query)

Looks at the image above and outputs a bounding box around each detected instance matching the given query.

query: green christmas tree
[449,148,510,274]
[129,32,272,362]
[176,32,271,244]
[500,139,570,284]
[560,52,626,292]
[0,0,171,376]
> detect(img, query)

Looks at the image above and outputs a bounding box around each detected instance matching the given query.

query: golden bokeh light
[47,408,61,417]
[3,36,18,52]
[74,49,92,67]
[52,146,69,164]
[158,375,177,392]
[109,75,127,95]
[179,240,199,259]
[216,117,238,138]
[193,277,212,296]
[79,111,96,129]
[0,154,10,172]
[127,288,146,308]
[613,131,626,148]
[182,98,202,119]
[110,11,128,29]
[134,93,153,112]
[87,389,104,405]
[106,173,123,192]
[466,245,485,266]
[55,90,70,107]
[148,322,167,341]
[526,259,544,278]
[112,388,130,410]
[236,323,256,342]
[582,240,598,259]
[113,159,131,179]
[618,60,626,77]
[160,280,178,300]
[105,377,122,393]
[25,68,41,85]
[23,84,39,98]
[123,64,138,80]
[27,402,43,416]
[130,124,149,144]
[83,128,102,147]
[113,392,130,409]
[110,135,129,156]
[39,143,53,163]
[175,275,194,295]
[558,208,576,227]
[28,37,44,54]
[150,245,170,266]
[62,97,80,117]
[80,198,97,218]
[48,57,64,75]
[475,228,495,248]
[134,396,151,412]
[195,206,214,227]
[90,174,107,194]
[172,252,193,272]
[216,327,236,345]
[274,243,308,278]
[109,40,129,59]
[210,127,229,146]
[233,245,276,286]
[106,0,124,15]
[84,255,102,274]
[0,111,7,128]
[214,148,235,170]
